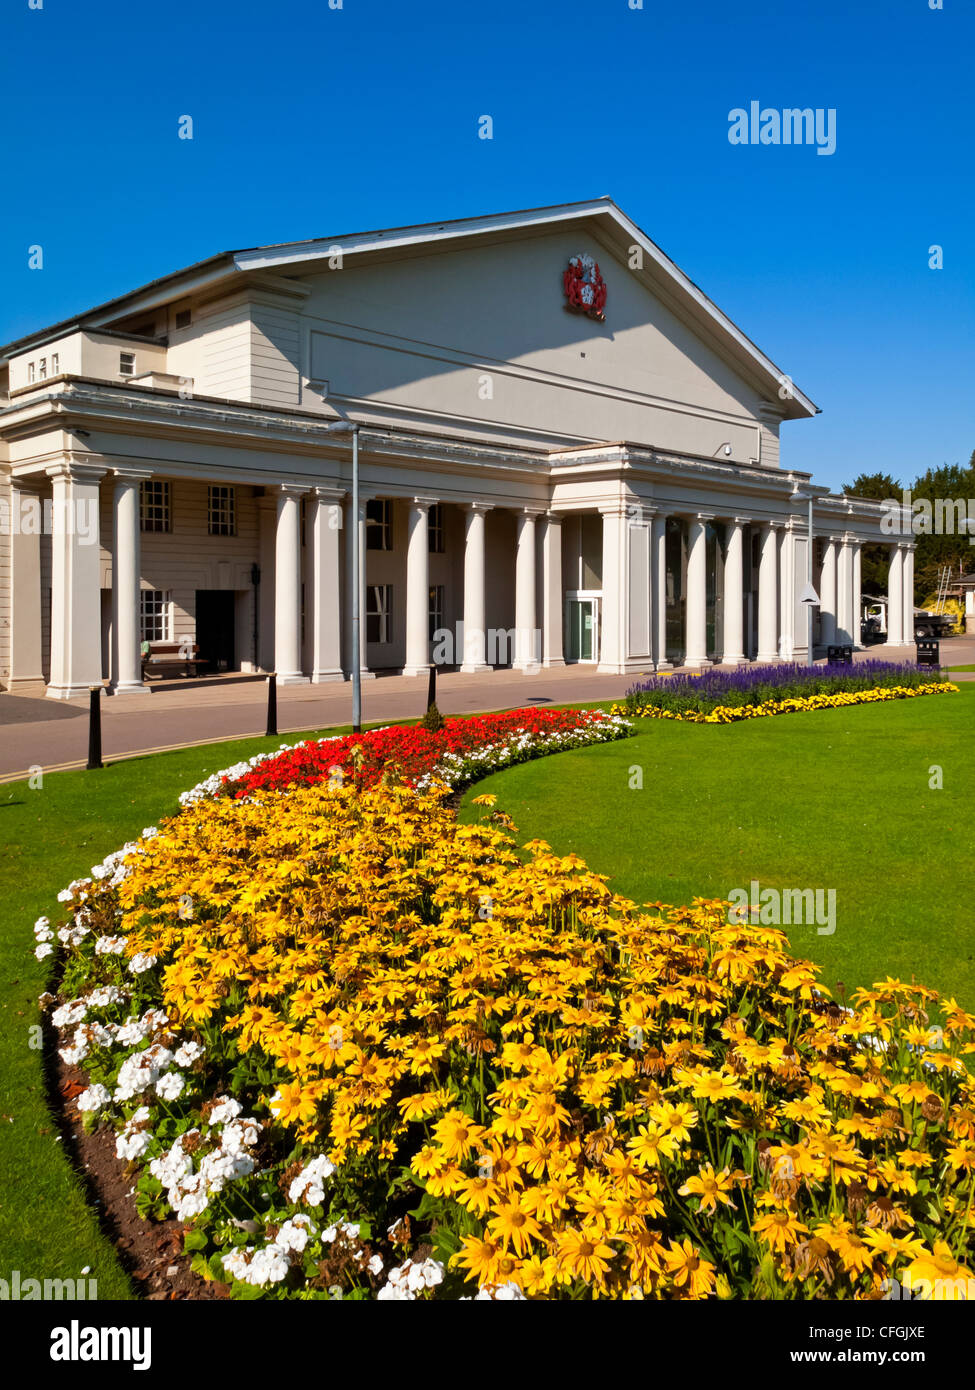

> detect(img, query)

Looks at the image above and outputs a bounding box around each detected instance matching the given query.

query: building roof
[0,198,817,418]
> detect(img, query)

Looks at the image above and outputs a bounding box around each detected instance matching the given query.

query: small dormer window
[51,353,60,375]
[120,352,136,377]
[38,358,47,379]
[27,361,35,383]
[175,309,191,330]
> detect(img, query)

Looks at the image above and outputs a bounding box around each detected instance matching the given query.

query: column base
[110,680,151,696]
[401,664,432,678]
[344,670,376,681]
[720,654,747,666]
[311,670,345,684]
[459,662,493,674]
[5,676,47,695]
[541,657,566,669]
[275,673,311,686]
[513,661,541,674]
[654,660,674,672]
[685,657,713,670]
[46,683,100,701]
[756,651,780,664]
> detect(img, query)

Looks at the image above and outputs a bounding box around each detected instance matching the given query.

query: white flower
[35,943,54,960]
[207,1095,242,1126]
[155,1071,185,1101]
[94,935,128,956]
[173,1041,204,1067]
[288,1154,336,1206]
[77,1083,111,1113]
[127,953,158,975]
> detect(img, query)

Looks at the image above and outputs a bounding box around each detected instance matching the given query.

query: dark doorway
[195,591,235,673]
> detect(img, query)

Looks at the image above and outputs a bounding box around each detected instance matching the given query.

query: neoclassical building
[0,198,913,698]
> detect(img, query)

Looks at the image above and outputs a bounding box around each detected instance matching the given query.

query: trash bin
[827,645,853,666]
[916,639,940,668]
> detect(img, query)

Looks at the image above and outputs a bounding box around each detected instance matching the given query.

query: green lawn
[460,685,975,1007]
[0,721,371,1298]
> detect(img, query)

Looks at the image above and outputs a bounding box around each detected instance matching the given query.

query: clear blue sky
[1,0,971,490]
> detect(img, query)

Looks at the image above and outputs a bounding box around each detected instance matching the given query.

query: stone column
[721,517,747,665]
[7,482,45,691]
[902,544,915,646]
[256,496,277,672]
[651,512,672,670]
[343,493,372,679]
[756,522,780,663]
[837,536,854,645]
[403,497,434,676]
[540,511,565,668]
[46,462,105,699]
[852,542,863,649]
[887,544,905,646]
[460,502,491,672]
[514,509,540,670]
[309,487,344,682]
[273,485,309,684]
[685,513,712,669]
[778,523,798,660]
[110,471,150,694]
[820,538,838,649]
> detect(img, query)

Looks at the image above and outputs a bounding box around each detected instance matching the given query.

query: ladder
[934,564,952,614]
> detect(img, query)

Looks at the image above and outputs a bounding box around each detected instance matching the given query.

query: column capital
[46,461,106,484]
[112,466,153,484]
[311,485,346,502]
[731,515,751,526]
[542,509,563,524]
[516,504,545,518]
[410,495,438,510]
[464,500,494,514]
[694,511,715,523]
[271,481,310,498]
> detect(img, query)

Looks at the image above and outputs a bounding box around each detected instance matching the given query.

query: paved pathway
[0,637,971,782]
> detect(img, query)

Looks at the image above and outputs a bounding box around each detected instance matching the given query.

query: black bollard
[265,672,278,738]
[426,663,437,712]
[86,686,103,770]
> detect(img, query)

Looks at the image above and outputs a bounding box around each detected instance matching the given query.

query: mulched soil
[46,1020,228,1301]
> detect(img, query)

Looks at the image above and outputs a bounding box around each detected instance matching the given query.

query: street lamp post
[794,489,818,667]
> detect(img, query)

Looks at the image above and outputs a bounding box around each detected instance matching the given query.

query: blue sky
[1,0,971,490]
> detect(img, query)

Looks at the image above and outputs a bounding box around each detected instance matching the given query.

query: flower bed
[179,707,630,805]
[618,662,957,722]
[40,779,975,1301]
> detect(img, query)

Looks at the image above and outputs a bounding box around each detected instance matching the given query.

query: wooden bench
[141,642,206,679]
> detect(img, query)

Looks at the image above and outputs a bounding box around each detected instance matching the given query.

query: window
[38,357,47,380]
[27,361,35,384]
[428,503,445,553]
[140,590,172,642]
[51,353,59,375]
[175,309,192,330]
[366,584,393,644]
[429,584,445,641]
[120,351,136,377]
[366,498,392,551]
[208,485,236,536]
[140,480,171,533]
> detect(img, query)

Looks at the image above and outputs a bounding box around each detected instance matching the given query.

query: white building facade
[0,199,913,698]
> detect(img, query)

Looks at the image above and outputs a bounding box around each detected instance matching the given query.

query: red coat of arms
[563,254,607,321]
